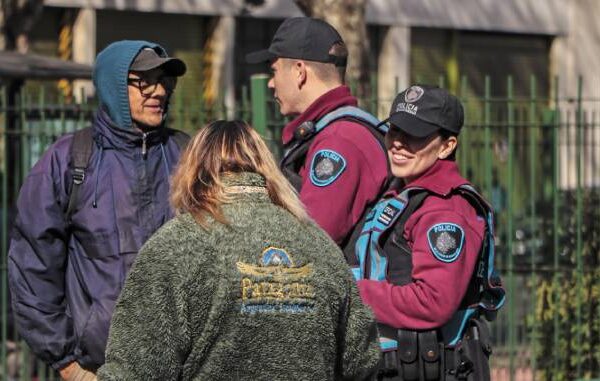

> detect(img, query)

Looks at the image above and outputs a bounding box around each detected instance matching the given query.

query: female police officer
[346,85,505,381]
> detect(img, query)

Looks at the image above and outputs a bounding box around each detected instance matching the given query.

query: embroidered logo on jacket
[309,149,346,187]
[236,247,315,314]
[427,223,465,263]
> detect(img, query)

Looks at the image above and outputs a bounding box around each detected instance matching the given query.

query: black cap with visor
[129,47,187,76]
[381,85,464,138]
[245,17,347,67]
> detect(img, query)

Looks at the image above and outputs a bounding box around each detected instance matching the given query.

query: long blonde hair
[170,120,309,228]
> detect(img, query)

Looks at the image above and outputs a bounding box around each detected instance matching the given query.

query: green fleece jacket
[97,172,380,381]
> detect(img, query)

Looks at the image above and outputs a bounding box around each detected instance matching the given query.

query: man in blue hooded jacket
[8,40,188,381]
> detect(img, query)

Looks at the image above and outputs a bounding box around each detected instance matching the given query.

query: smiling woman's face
[385,125,457,183]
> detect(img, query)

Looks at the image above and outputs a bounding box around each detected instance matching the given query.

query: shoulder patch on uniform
[309,149,346,187]
[427,223,465,263]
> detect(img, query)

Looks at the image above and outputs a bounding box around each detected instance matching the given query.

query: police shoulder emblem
[309,149,346,187]
[427,223,465,263]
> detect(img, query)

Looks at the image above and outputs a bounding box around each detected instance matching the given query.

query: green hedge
[533,189,600,380]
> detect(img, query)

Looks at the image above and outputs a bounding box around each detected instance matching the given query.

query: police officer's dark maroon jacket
[356,159,486,329]
[282,85,388,244]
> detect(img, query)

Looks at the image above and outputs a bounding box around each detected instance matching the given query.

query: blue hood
[93,40,168,129]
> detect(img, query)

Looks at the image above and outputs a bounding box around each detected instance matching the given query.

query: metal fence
[1,74,599,380]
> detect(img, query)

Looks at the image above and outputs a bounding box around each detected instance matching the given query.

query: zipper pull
[142,132,148,159]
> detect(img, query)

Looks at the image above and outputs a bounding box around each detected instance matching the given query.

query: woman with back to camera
[96,120,381,381]
[346,85,505,381]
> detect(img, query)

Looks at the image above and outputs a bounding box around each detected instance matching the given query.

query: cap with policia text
[129,48,187,76]
[245,17,347,67]
[381,85,464,138]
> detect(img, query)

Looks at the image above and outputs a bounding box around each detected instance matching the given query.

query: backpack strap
[455,185,506,315]
[65,128,188,221]
[388,189,430,243]
[440,185,506,345]
[314,105,385,134]
[284,105,384,158]
[66,127,94,220]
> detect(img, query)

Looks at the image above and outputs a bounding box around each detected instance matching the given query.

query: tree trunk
[294,0,369,94]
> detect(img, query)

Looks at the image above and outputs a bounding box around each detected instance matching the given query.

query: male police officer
[246,17,388,247]
[8,41,188,381]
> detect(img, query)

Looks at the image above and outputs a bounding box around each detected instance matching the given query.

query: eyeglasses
[127,76,177,96]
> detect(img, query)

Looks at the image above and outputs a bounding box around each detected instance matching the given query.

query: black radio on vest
[293,121,316,141]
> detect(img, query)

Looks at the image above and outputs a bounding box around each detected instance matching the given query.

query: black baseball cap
[381,85,464,138]
[129,48,187,76]
[245,17,346,67]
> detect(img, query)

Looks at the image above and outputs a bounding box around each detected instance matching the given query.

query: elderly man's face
[127,67,177,128]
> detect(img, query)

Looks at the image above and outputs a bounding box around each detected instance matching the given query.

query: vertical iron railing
[250,74,269,139]
[1,88,8,381]
[575,75,584,380]
[529,74,538,380]
[506,75,516,381]
[552,75,562,379]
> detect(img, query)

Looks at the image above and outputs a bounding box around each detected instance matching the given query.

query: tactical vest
[280,105,387,192]
[347,185,506,380]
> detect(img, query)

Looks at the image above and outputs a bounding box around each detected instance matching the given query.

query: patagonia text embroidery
[236,247,315,314]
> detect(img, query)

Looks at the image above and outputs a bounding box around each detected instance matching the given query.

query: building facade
[7,0,600,187]
[12,1,595,103]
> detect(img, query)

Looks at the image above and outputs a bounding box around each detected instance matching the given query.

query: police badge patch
[427,223,465,263]
[309,149,346,187]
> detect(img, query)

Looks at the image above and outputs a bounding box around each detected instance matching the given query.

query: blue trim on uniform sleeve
[379,337,399,351]
[315,106,381,133]
[486,213,496,279]
[441,308,477,346]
